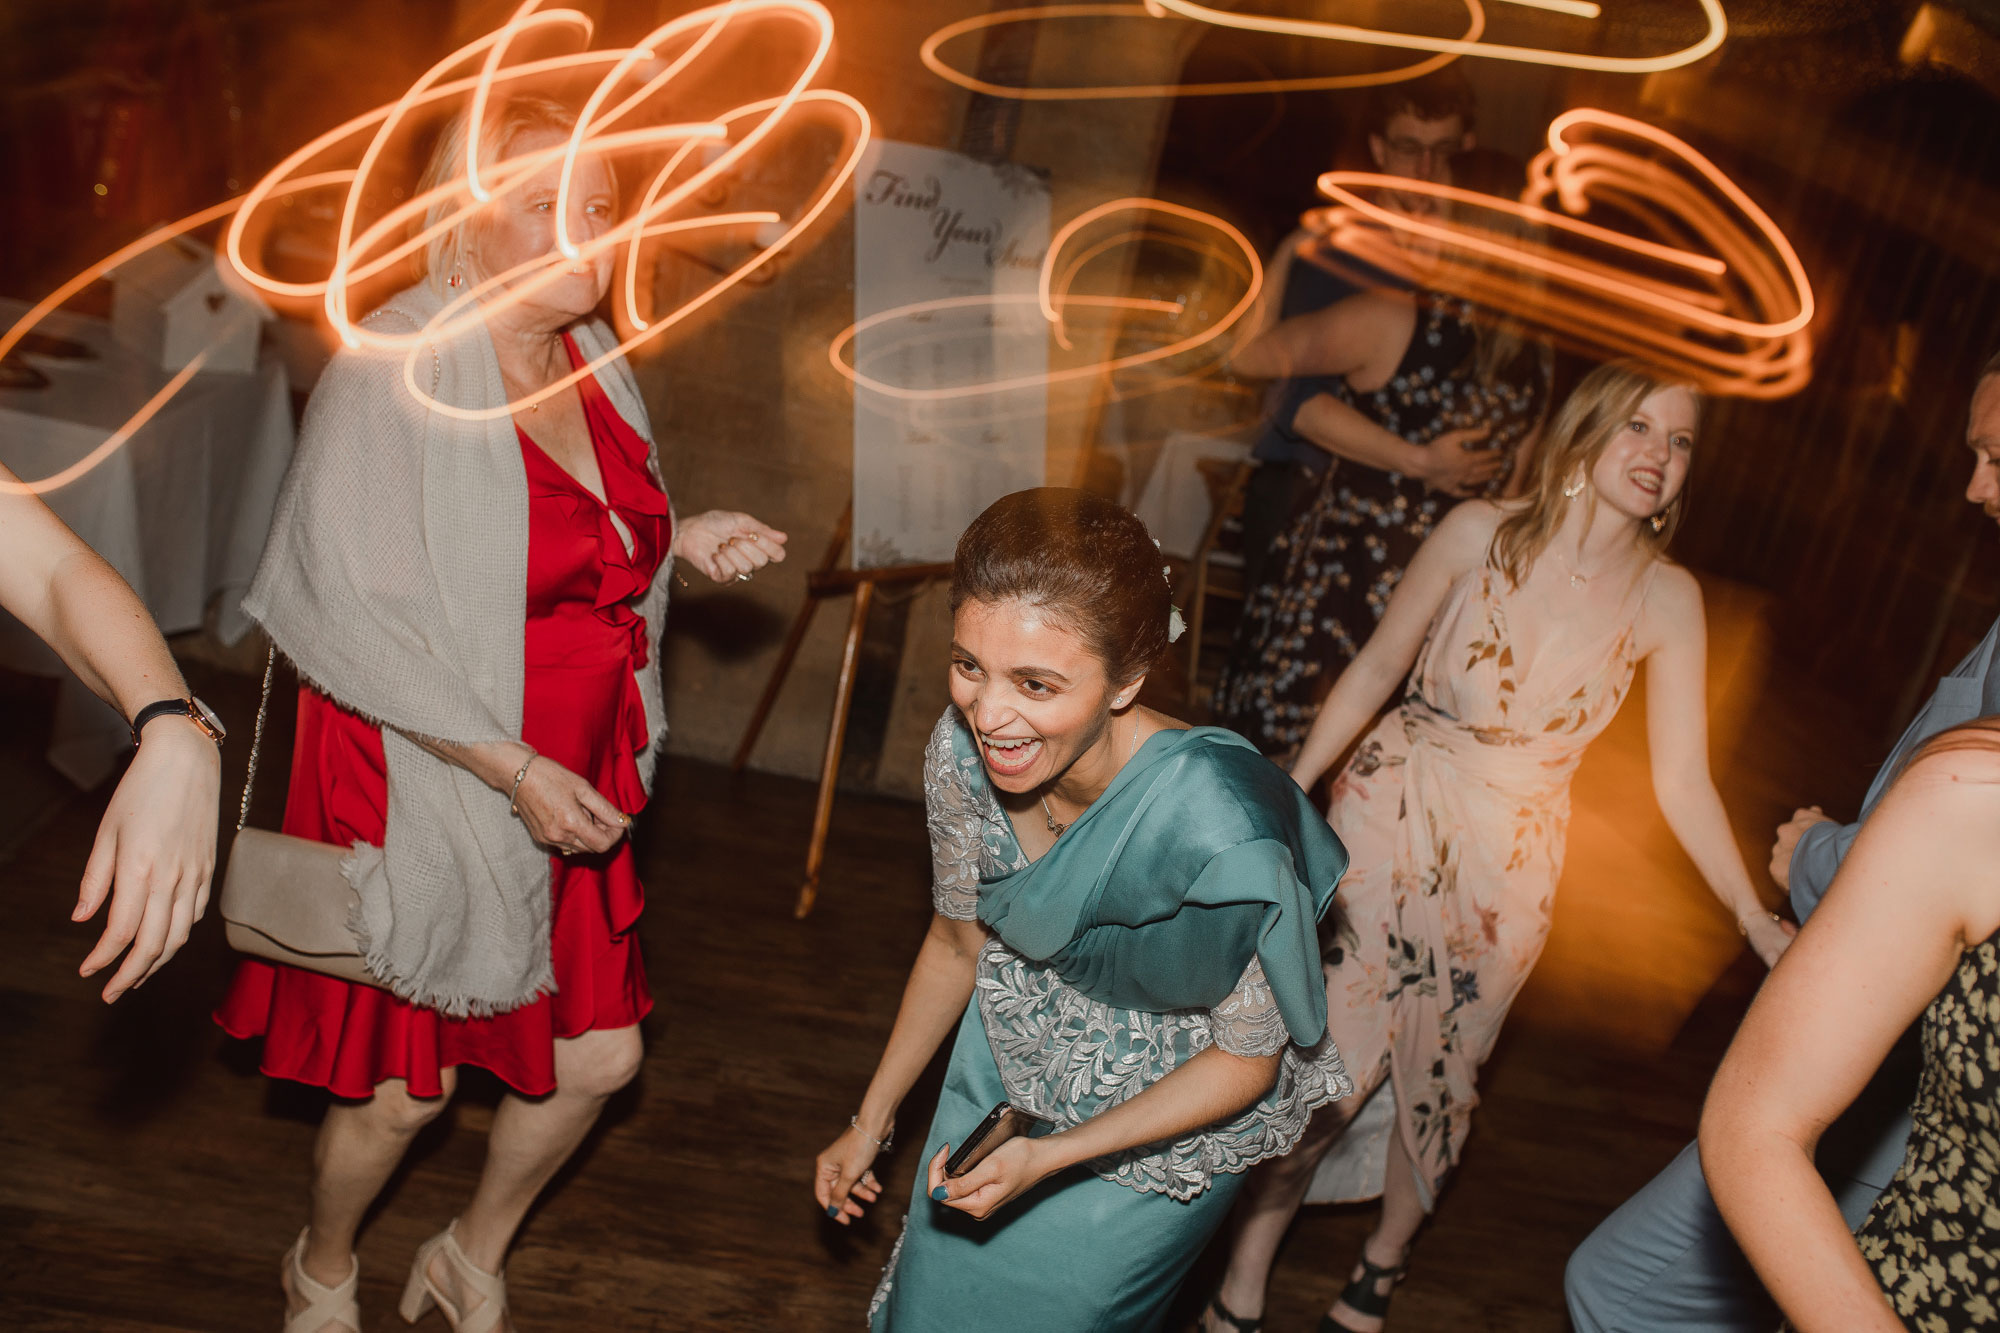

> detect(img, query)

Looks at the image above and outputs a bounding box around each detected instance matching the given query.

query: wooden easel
[732,502,950,918]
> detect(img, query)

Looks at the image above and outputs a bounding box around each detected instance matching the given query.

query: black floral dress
[1853,927,2000,1330]
[1215,292,1551,758]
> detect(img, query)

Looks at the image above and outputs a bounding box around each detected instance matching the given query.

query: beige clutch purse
[217,647,379,988]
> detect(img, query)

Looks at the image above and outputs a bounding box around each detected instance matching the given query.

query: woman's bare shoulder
[1433,498,1507,553]
[1633,559,1702,628]
[1903,720,2000,789]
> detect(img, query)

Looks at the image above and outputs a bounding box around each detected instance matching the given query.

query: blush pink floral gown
[1305,560,1659,1207]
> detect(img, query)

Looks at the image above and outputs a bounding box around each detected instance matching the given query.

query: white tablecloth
[1129,428,1254,560]
[0,300,294,787]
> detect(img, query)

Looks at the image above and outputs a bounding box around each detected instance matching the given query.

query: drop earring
[447,269,463,289]
[1562,473,1586,500]
[1650,512,1667,533]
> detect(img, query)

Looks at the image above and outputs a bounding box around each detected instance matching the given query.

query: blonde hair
[1489,361,1702,588]
[412,95,583,295]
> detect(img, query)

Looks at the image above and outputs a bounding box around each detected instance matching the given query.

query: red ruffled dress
[216,337,670,1099]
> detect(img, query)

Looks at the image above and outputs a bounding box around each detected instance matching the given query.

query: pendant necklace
[1554,545,1591,591]
[1039,717,1143,838]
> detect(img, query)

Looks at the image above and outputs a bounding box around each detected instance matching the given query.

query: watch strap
[131,698,207,747]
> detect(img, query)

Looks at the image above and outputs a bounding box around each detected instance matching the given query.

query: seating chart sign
[850,140,1050,567]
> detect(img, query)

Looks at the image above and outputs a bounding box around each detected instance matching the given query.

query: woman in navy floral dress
[1217,288,1552,758]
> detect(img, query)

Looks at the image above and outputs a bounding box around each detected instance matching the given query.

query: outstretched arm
[0,464,219,1001]
[1702,737,2000,1331]
[1290,502,1495,788]
[1640,568,1794,966]
[816,911,988,1222]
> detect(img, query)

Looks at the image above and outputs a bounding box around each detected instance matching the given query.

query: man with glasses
[1233,69,1478,595]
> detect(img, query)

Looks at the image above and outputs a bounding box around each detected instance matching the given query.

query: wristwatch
[130,696,227,748]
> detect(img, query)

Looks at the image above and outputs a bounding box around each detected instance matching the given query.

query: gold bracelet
[1737,910,1782,937]
[508,748,538,815]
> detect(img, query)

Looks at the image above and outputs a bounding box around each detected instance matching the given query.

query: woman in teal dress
[814,487,1353,1331]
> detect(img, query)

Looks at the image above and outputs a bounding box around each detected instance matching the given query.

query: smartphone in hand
[944,1103,1048,1178]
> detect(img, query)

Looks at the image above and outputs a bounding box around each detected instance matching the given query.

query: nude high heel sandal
[282,1228,361,1333]
[399,1220,508,1332]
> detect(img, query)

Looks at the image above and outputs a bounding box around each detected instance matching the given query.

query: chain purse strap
[232,339,435,834]
[236,641,276,834]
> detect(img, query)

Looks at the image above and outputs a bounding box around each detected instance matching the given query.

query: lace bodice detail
[921,712,1350,1199]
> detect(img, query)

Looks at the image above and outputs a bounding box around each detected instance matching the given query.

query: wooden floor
[0,600,1879,1332]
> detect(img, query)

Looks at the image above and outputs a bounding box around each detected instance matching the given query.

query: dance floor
[0,589,1877,1330]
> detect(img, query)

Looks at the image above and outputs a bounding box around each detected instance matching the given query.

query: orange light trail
[1148,0,1724,73]
[1306,108,1814,397]
[920,0,1725,102]
[920,3,1481,100]
[829,198,1262,402]
[1,0,870,491]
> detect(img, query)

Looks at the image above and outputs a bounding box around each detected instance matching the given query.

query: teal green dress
[869,711,1352,1332]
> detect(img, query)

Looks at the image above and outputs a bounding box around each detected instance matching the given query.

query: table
[1129,427,1254,559]
[0,300,294,787]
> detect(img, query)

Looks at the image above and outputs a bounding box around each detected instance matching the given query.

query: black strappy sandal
[1202,1292,1263,1333]
[1317,1253,1408,1332]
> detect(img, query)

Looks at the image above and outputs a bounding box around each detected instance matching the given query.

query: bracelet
[507,749,538,815]
[1737,910,1782,937]
[849,1116,894,1153]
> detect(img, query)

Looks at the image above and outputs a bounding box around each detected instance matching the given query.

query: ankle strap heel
[283,1229,360,1333]
[400,1221,507,1332]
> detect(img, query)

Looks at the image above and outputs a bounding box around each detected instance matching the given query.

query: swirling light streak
[829,198,1261,402]
[1148,0,1725,73]
[2,0,869,493]
[921,0,1724,102]
[920,3,1483,100]
[414,87,872,421]
[1308,108,1813,397]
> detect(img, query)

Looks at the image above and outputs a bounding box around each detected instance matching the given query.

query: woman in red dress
[218,97,786,1333]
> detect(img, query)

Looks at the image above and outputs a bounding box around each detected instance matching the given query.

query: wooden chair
[1181,457,1256,707]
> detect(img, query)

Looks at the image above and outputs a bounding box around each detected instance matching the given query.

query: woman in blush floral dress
[1200,363,1794,1333]
[1216,286,1552,759]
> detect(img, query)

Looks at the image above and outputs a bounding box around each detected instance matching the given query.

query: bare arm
[1701,742,2000,1331]
[1293,392,1500,496]
[402,732,630,857]
[0,466,220,1002]
[1291,502,1498,787]
[817,912,989,1220]
[1228,290,1406,384]
[928,1043,1282,1219]
[1639,568,1794,966]
[1232,228,1306,347]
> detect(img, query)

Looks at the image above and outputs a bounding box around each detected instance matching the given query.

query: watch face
[190,696,227,741]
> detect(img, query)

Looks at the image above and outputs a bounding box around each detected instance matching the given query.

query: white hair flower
[1167,605,1187,643]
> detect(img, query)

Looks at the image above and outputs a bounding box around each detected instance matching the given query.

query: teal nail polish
[826,1205,840,1218]
[931,1185,949,1202]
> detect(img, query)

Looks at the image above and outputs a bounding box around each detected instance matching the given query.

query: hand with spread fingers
[673,509,788,584]
[925,1137,1059,1223]
[1418,424,1503,497]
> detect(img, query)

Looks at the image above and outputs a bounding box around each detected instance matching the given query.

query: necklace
[1553,545,1603,591]
[1039,794,1070,837]
[1038,718,1143,838]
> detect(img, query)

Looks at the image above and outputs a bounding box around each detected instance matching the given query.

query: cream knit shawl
[242,281,671,1016]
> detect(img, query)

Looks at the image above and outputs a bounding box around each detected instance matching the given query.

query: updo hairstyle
[950,488,1172,688]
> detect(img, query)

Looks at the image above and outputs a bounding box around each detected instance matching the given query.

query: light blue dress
[869,711,1352,1332]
